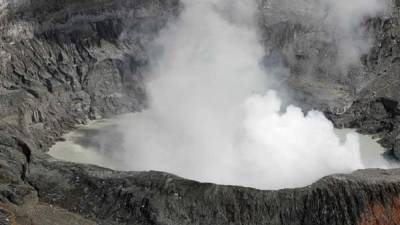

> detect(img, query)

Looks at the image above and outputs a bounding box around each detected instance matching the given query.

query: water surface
[49,116,397,171]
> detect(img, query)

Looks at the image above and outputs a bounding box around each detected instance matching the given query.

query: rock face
[0,0,181,223]
[1,0,400,224]
[258,0,400,159]
[25,161,400,225]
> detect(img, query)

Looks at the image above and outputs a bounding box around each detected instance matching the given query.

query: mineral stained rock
[1,0,400,224]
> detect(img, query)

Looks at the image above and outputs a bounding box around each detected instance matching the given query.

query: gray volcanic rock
[258,0,400,159]
[0,0,181,223]
[327,12,400,148]
[1,0,400,224]
[0,0,181,151]
[26,159,400,225]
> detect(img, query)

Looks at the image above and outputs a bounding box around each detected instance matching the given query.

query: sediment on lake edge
[1,0,400,224]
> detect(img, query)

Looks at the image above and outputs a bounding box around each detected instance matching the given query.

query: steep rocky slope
[0,0,181,223]
[1,0,400,224]
[259,0,400,158]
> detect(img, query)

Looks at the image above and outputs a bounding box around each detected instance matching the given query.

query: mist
[262,0,390,71]
[112,0,389,189]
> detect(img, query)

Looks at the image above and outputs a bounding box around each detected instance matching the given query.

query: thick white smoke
[114,0,388,189]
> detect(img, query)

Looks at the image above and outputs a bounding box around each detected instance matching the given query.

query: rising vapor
[114,0,388,189]
[262,0,390,71]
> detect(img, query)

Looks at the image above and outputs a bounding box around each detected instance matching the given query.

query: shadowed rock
[1,0,400,224]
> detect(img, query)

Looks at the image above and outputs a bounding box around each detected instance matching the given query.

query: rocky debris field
[1,0,400,224]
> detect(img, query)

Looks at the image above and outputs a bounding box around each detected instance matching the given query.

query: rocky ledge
[1,0,400,224]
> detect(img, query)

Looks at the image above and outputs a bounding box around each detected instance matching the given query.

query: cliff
[1,0,400,224]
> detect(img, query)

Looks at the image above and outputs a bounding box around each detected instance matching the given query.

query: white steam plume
[262,0,389,71]
[114,0,388,189]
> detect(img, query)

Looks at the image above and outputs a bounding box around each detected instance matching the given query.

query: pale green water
[48,118,124,170]
[49,117,397,170]
[334,129,397,169]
